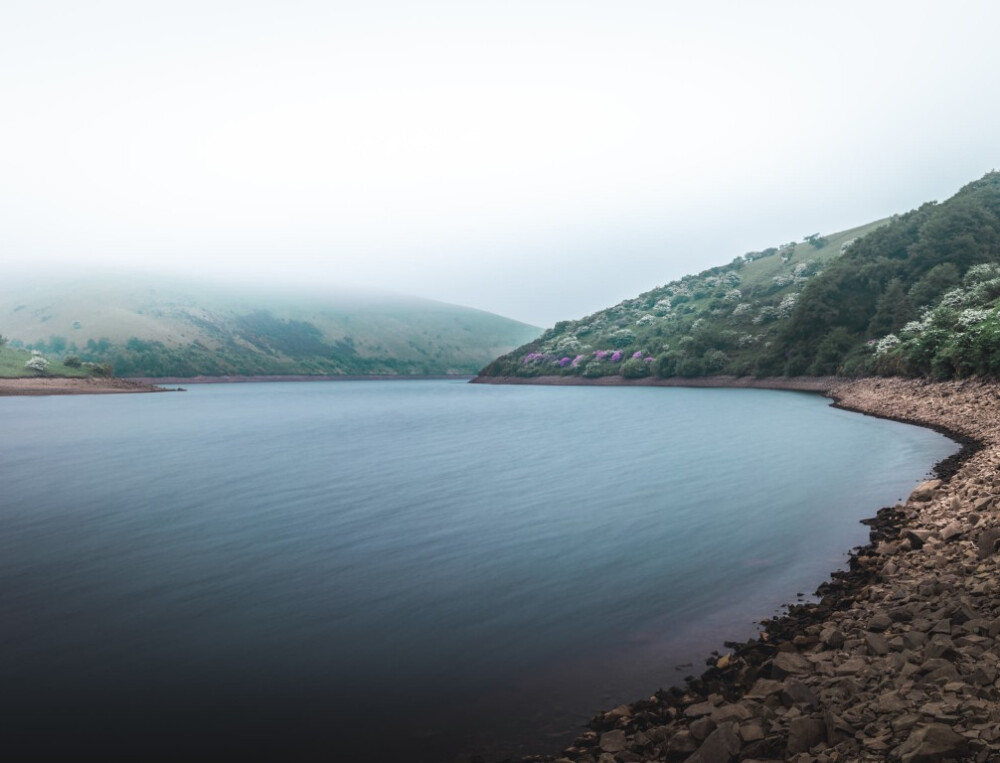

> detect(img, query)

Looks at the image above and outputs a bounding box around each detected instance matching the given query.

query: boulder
[894,723,969,762]
[976,526,1000,559]
[940,521,965,542]
[599,729,627,753]
[786,716,827,755]
[909,480,942,502]
[770,651,812,678]
[684,722,741,763]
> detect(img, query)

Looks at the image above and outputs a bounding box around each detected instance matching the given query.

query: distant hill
[479,171,1000,382]
[0,274,541,378]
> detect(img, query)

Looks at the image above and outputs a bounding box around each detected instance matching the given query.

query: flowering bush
[25,356,49,373]
[940,288,968,309]
[874,334,900,355]
[777,293,799,318]
[958,308,992,329]
[610,350,623,362]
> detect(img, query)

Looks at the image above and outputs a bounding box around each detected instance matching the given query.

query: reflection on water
[0,382,956,760]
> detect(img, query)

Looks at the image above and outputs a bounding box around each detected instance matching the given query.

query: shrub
[620,357,650,378]
[25,356,49,374]
[63,355,82,368]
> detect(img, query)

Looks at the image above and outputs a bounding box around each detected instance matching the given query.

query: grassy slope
[0,345,92,378]
[0,275,541,377]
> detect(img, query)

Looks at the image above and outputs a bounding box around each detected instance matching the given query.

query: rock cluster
[516,378,1000,763]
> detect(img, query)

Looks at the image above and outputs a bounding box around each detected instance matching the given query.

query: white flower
[940,288,968,309]
[958,308,992,328]
[874,334,900,355]
[777,293,799,317]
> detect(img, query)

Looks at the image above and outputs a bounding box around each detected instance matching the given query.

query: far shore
[0,377,166,396]
[125,373,475,384]
[471,373,842,392]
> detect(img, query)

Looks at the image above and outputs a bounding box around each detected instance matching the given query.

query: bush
[25,356,49,374]
[63,355,82,368]
[620,357,650,378]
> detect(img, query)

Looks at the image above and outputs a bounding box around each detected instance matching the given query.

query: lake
[0,380,957,760]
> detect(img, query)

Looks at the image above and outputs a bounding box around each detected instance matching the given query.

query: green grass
[0,345,93,378]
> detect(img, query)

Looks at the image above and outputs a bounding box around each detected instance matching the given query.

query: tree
[868,279,914,337]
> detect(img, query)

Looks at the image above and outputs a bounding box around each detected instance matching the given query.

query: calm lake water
[0,380,957,760]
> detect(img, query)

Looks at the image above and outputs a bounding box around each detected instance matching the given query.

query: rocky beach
[491,376,1000,763]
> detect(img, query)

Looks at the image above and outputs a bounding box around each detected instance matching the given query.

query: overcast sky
[3,1,999,327]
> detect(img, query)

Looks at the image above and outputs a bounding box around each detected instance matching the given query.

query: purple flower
[632,351,643,359]
[594,350,609,360]
[611,350,622,362]
[558,357,571,367]
[571,354,584,367]
[644,356,655,363]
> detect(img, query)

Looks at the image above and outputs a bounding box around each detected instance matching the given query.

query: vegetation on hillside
[0,341,109,379]
[0,281,540,378]
[480,171,1000,382]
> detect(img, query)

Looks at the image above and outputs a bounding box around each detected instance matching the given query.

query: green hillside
[479,171,1000,382]
[0,275,540,378]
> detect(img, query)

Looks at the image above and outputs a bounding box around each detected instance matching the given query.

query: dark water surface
[0,381,957,759]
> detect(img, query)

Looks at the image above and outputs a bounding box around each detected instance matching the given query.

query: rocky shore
[505,376,1000,763]
[0,377,165,395]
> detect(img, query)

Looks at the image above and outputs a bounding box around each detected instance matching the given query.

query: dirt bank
[0,377,166,396]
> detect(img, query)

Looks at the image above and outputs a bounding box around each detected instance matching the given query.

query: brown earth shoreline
[0,377,166,396]
[482,375,1000,763]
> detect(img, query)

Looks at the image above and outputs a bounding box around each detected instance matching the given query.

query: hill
[479,171,1000,382]
[0,274,541,378]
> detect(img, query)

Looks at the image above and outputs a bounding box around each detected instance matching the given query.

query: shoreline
[0,377,167,396]
[470,374,841,392]
[494,375,1000,762]
[126,374,475,384]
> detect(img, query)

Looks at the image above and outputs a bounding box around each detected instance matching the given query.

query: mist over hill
[0,273,540,378]
[480,171,1000,382]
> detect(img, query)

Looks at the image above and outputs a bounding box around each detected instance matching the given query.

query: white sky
[3,1,1000,327]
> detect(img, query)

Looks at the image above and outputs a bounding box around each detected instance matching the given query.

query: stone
[685,701,716,718]
[780,679,818,709]
[977,527,1000,559]
[770,651,812,678]
[819,626,846,648]
[745,678,784,699]
[599,729,627,753]
[690,716,717,742]
[666,730,699,756]
[834,656,867,675]
[902,630,927,650]
[710,703,752,724]
[910,480,942,502]
[685,722,741,763]
[894,722,970,762]
[786,716,827,755]
[865,631,890,656]
[941,521,965,541]
[869,612,893,632]
[738,722,765,743]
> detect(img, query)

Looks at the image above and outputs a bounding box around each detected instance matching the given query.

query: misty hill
[0,275,541,377]
[479,171,1000,382]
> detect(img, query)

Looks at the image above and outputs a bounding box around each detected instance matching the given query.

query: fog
[2,1,999,327]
